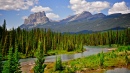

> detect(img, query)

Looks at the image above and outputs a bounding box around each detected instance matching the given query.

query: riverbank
[46,48,86,56]
[20,46,107,73]
[19,48,86,59]
[43,46,130,73]
[20,46,130,73]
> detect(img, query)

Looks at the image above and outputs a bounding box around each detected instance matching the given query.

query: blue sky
[0,0,130,29]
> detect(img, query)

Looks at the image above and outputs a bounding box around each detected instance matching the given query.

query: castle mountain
[20,11,130,33]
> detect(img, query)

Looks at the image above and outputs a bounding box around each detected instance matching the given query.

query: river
[19,46,130,73]
[19,46,108,65]
[20,46,108,73]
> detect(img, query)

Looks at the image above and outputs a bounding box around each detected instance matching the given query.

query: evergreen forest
[0,20,130,73]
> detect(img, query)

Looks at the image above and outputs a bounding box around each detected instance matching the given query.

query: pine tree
[108,31,111,47]
[2,19,6,31]
[2,48,13,73]
[13,46,22,73]
[44,37,47,54]
[55,56,63,71]
[34,41,46,73]
[0,44,3,73]
[0,53,2,73]
[2,47,21,73]
[80,41,83,52]
[0,26,3,40]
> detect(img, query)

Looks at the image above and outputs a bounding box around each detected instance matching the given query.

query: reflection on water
[105,68,130,73]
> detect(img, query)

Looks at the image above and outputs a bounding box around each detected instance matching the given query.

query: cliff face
[24,11,50,25]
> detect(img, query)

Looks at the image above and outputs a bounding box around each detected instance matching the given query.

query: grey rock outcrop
[24,11,50,25]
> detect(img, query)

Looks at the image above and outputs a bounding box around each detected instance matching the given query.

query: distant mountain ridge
[59,11,106,23]
[20,11,130,33]
[69,11,92,21]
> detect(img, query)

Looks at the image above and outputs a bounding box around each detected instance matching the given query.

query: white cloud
[108,1,130,15]
[0,14,2,16]
[22,16,28,20]
[0,0,38,11]
[31,6,52,13]
[69,0,110,14]
[46,13,59,19]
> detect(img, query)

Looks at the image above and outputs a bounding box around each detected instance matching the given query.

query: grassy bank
[47,48,86,56]
[43,46,130,73]
[18,48,86,59]
[97,44,118,48]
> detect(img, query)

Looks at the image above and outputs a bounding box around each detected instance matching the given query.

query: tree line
[0,20,130,59]
[0,20,130,73]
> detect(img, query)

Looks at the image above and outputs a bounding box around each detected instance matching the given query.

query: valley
[1,0,130,73]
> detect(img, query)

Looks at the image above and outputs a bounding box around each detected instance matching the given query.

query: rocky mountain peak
[81,11,91,15]
[59,15,76,23]
[94,13,105,16]
[70,11,92,21]
[24,11,50,25]
[89,13,106,19]
[85,13,106,20]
